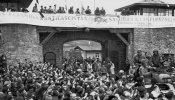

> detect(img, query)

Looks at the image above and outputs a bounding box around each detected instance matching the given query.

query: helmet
[119,70,124,73]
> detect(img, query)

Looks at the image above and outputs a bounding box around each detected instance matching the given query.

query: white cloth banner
[1,12,175,28]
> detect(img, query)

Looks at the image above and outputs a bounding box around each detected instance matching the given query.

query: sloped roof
[74,46,83,51]
[138,0,165,4]
[115,0,175,12]
[64,40,102,51]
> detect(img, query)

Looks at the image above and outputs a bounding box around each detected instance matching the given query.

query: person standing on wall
[85,6,91,15]
[32,3,38,12]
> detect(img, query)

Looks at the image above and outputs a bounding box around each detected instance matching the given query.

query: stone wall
[0,24,43,65]
[134,28,175,56]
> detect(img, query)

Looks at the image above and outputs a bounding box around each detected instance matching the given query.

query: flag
[39,12,44,18]
[36,0,39,4]
[65,5,67,13]
[65,0,68,13]
[81,0,84,14]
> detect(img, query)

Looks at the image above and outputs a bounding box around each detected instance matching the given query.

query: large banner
[0,12,175,28]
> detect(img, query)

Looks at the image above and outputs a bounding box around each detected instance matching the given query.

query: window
[165,9,172,16]
[158,9,172,16]
[95,53,99,58]
[0,3,18,11]
[143,8,158,16]
[142,8,173,16]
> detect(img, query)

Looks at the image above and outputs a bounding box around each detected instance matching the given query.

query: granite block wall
[134,28,175,57]
[0,24,43,65]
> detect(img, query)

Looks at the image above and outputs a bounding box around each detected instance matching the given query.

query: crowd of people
[0,3,106,16]
[0,49,174,100]
[32,4,106,16]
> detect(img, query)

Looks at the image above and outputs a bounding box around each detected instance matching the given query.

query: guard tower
[0,0,32,11]
[115,0,175,16]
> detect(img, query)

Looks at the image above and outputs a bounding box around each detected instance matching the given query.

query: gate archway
[63,40,102,61]
[42,29,128,71]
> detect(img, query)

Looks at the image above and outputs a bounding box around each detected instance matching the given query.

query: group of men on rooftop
[0,49,174,100]
[32,4,106,16]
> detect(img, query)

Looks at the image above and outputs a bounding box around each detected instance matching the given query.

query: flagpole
[94,0,95,13]
[36,0,39,4]
[65,0,68,14]
[81,0,84,14]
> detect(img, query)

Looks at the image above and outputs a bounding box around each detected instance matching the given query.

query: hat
[106,90,113,95]
[77,69,82,72]
[122,75,126,79]
[98,88,105,94]
[153,49,158,52]
[18,87,25,93]
[76,86,83,93]
[119,70,124,73]
[55,82,60,86]
[145,84,152,88]
[137,49,142,53]
[151,77,158,85]
[52,90,59,96]
[125,83,133,89]
[165,91,174,99]
[137,77,144,82]
[123,91,131,97]
[90,91,97,96]
[137,86,146,92]
[151,91,160,98]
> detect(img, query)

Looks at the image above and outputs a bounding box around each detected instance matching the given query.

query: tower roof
[0,0,33,8]
[138,0,165,4]
[115,0,175,12]
[74,46,83,51]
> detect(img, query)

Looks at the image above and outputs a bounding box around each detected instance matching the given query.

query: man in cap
[136,86,150,99]
[132,50,146,82]
[32,3,38,12]
[150,49,163,68]
[164,91,175,100]
[133,50,146,68]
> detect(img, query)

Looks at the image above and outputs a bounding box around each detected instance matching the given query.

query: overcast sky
[28,0,174,14]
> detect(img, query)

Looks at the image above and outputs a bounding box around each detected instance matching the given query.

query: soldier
[40,6,44,13]
[94,7,100,16]
[61,7,66,13]
[133,50,146,68]
[43,6,47,13]
[132,50,146,82]
[32,3,38,12]
[85,6,91,15]
[57,7,62,13]
[150,49,163,68]
[100,7,106,16]
[68,6,74,14]
[48,6,53,13]
[75,8,80,14]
